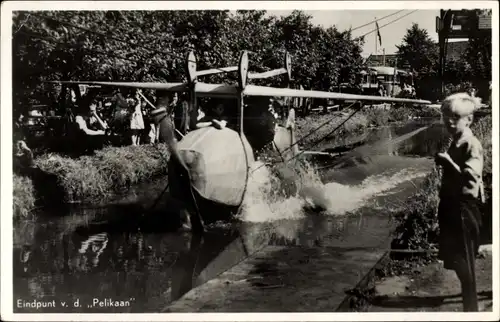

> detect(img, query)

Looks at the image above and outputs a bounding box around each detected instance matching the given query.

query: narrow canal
[13,120,450,313]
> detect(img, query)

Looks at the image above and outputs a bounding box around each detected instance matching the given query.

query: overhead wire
[349,10,406,32]
[355,10,419,40]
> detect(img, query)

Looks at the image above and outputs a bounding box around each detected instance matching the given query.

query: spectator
[74,98,109,154]
[435,93,484,312]
[13,140,34,176]
[173,93,189,138]
[378,82,385,97]
[130,91,145,146]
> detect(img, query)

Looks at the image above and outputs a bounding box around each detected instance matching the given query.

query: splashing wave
[240,160,429,223]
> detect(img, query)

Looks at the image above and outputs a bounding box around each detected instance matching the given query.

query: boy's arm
[196,121,212,128]
[437,152,461,174]
[76,116,105,135]
[462,139,484,196]
[93,112,108,130]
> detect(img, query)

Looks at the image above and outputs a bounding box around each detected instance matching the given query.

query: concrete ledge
[165,246,387,312]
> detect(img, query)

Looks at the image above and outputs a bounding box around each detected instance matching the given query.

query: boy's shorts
[437,196,482,270]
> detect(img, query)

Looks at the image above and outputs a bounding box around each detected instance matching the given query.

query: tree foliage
[396,23,439,76]
[12,10,365,115]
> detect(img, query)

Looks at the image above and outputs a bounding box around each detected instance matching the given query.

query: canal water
[13,120,450,313]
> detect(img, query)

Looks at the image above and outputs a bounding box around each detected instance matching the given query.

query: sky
[265,10,440,57]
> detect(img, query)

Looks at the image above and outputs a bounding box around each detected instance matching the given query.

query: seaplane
[49,50,431,234]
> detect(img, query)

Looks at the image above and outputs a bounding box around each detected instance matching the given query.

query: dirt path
[366,250,493,312]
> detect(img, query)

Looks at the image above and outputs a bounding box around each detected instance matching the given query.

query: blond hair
[441,92,482,117]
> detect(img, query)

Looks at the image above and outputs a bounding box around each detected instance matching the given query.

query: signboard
[447,10,474,38]
[478,9,492,30]
[439,9,492,38]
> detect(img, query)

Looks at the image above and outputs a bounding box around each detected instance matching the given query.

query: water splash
[240,159,429,223]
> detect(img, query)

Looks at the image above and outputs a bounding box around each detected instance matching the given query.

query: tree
[396,23,439,75]
[396,23,440,100]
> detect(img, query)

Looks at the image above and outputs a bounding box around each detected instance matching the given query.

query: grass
[364,105,441,127]
[295,109,369,149]
[295,105,441,152]
[13,144,171,213]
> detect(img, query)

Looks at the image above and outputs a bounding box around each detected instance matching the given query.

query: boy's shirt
[440,127,485,202]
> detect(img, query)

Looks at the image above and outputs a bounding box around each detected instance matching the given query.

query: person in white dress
[130,91,145,146]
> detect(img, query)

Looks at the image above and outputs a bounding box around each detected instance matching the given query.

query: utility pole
[438,10,445,100]
[438,9,451,101]
[383,48,386,66]
[392,57,398,97]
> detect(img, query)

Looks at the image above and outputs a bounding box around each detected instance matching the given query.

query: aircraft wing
[243,85,432,105]
[48,80,432,105]
[48,80,188,92]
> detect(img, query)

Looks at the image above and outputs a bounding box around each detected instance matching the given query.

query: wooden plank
[47,81,188,92]
[196,66,238,77]
[248,68,287,80]
[193,82,238,98]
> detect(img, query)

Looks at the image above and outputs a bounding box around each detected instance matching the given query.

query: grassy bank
[296,105,442,150]
[296,108,369,149]
[13,144,170,220]
[35,144,170,202]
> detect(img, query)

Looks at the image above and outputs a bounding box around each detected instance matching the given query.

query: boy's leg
[453,241,478,311]
[455,199,481,312]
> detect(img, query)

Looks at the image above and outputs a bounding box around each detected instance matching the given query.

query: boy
[435,92,484,312]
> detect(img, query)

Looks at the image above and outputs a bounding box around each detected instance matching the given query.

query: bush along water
[13,144,171,214]
[13,175,36,222]
[390,115,493,260]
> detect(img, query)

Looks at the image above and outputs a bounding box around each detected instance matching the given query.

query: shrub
[364,107,390,127]
[444,81,475,97]
[13,175,36,221]
[390,169,441,256]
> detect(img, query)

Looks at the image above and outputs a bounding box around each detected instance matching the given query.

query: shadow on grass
[369,290,492,309]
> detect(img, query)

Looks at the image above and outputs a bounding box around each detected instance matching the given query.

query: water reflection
[14,204,408,313]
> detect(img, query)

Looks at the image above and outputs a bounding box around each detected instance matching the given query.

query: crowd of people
[62,89,192,155]
[14,87,286,160]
